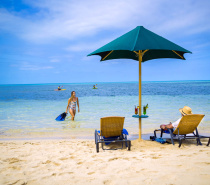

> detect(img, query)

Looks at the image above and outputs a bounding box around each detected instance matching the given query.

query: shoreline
[1,128,210,141]
[0,132,153,141]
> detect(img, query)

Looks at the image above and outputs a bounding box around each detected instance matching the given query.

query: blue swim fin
[55,112,67,121]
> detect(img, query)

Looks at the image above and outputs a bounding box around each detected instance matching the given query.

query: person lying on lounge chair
[160,106,193,130]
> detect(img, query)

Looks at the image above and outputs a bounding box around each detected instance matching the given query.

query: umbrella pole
[138,50,142,140]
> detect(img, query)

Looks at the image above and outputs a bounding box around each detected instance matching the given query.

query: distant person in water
[160,106,193,130]
[65,91,80,120]
[58,86,61,90]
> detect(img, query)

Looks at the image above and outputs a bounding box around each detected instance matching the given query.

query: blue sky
[0,0,210,84]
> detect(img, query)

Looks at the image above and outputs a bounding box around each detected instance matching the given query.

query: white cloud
[0,9,29,34]
[20,65,53,70]
[0,0,209,44]
[65,37,115,52]
[50,58,60,63]
[10,62,54,70]
[24,0,142,42]
[193,42,210,49]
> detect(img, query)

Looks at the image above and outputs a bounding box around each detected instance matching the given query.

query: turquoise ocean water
[0,81,210,139]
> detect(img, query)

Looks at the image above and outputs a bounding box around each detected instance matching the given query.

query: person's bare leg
[69,108,75,120]
[73,110,76,118]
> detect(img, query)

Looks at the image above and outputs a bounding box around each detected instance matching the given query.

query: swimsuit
[69,100,77,111]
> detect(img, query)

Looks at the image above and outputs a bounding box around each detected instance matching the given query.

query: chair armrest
[154,129,161,132]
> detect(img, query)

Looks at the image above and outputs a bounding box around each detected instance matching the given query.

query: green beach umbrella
[87,26,192,140]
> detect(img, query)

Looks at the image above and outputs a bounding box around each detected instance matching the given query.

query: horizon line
[0,80,210,85]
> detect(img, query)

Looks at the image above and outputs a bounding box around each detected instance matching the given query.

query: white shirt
[172,118,181,128]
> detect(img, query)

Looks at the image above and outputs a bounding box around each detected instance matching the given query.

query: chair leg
[125,135,128,147]
[196,137,202,146]
[154,130,157,138]
[102,142,104,150]
[195,128,202,145]
[96,142,99,153]
[128,141,131,151]
[94,130,97,144]
[169,129,175,145]
[178,139,182,148]
[160,129,163,138]
[207,138,210,146]
[95,130,100,153]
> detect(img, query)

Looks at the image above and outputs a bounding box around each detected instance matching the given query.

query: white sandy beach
[0,138,210,185]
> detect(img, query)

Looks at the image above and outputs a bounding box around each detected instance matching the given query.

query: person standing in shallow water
[65,91,80,120]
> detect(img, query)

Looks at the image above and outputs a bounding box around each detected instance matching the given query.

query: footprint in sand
[103,180,111,185]
[42,160,60,166]
[4,158,22,164]
[53,162,60,166]
[42,160,51,164]
[201,162,210,165]
[87,172,95,175]
[70,156,76,159]
[7,180,26,185]
[31,143,40,145]
[67,172,74,174]
[32,165,39,168]
[122,157,129,160]
[58,172,74,176]
[152,156,160,159]
[178,154,186,157]
[9,166,21,170]
[108,157,119,161]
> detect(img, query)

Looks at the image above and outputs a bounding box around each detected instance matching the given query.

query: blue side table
[132,115,149,118]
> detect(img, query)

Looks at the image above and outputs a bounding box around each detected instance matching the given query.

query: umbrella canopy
[88,26,191,61]
[87,26,191,140]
